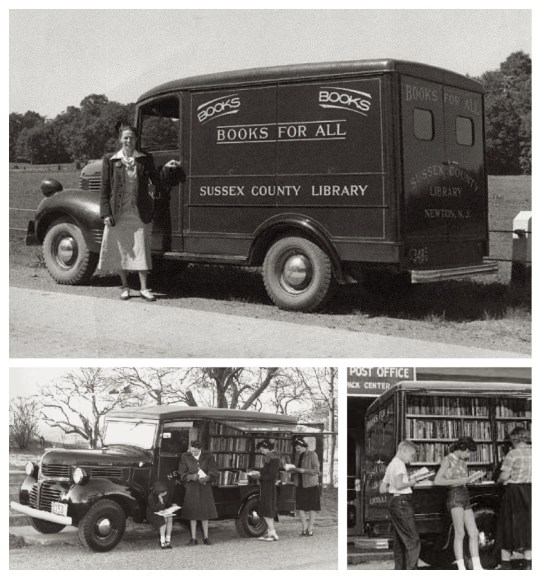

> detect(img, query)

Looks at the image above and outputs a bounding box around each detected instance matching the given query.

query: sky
[9,8,532,119]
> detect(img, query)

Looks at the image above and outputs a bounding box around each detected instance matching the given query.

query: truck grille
[79,176,101,191]
[41,464,70,478]
[31,481,63,511]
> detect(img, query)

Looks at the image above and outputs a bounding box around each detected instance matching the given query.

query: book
[410,467,435,482]
[156,505,182,517]
[284,463,296,471]
[467,470,485,484]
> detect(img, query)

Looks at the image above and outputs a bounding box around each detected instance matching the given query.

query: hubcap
[281,254,312,291]
[55,236,77,267]
[96,517,112,538]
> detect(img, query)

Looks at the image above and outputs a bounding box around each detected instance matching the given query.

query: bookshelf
[405,394,531,480]
[208,422,294,486]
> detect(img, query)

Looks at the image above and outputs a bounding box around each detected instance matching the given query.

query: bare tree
[293,368,338,486]
[38,368,133,449]
[9,396,40,449]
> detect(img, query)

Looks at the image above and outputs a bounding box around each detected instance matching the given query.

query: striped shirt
[501,445,532,484]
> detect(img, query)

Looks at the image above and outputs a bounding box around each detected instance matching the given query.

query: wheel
[262,236,334,311]
[466,507,499,570]
[29,517,65,534]
[77,499,126,552]
[42,219,98,285]
[235,494,267,538]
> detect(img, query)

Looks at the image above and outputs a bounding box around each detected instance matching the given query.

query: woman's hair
[510,426,530,444]
[450,436,477,453]
[150,481,168,500]
[293,437,308,448]
[116,121,138,138]
[189,440,202,449]
[256,439,275,451]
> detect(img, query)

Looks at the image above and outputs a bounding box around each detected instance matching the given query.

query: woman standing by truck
[252,440,281,542]
[98,123,180,301]
[496,427,532,570]
[434,437,483,570]
[292,437,321,536]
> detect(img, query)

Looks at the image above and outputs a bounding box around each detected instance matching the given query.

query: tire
[262,236,334,311]
[42,219,98,285]
[235,494,267,538]
[29,517,65,534]
[77,499,126,552]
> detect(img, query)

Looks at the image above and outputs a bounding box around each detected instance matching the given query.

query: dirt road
[10,286,524,358]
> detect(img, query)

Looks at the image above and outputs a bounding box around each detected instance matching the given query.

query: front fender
[65,478,146,525]
[19,475,37,505]
[34,189,103,253]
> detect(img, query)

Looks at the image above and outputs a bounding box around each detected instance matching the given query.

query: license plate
[51,501,67,517]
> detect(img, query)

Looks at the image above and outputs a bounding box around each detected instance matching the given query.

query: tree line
[9,52,531,175]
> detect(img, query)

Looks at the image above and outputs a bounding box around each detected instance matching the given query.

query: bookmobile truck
[11,406,324,552]
[26,59,496,311]
[361,381,531,568]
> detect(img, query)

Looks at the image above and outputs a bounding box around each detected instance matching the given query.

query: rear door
[401,76,487,268]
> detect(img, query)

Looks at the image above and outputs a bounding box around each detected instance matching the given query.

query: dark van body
[11,406,324,552]
[362,381,531,568]
[27,60,496,311]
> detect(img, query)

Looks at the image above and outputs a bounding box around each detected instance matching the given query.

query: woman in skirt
[292,437,321,536]
[98,123,180,301]
[496,427,532,570]
[434,437,483,570]
[252,439,281,542]
[178,441,218,545]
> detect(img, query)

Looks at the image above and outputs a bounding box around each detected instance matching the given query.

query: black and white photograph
[9,9,531,358]
[347,366,532,570]
[9,366,338,569]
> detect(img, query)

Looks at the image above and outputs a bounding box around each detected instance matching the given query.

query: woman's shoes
[263,531,279,541]
[160,541,172,549]
[140,289,156,302]
[306,530,314,537]
[186,538,198,546]
[120,287,131,300]
[203,537,211,545]
[300,530,307,536]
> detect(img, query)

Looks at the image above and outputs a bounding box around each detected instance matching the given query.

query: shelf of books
[208,423,294,486]
[405,394,531,481]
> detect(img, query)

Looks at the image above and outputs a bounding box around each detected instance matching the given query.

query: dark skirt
[497,483,531,550]
[146,508,167,530]
[259,481,277,518]
[296,483,321,512]
[180,482,218,521]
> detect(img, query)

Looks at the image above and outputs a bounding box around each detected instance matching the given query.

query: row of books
[209,437,250,452]
[406,418,492,440]
[253,438,293,454]
[217,470,250,485]
[214,453,252,469]
[413,442,493,464]
[496,420,531,439]
[407,396,490,417]
[495,400,532,418]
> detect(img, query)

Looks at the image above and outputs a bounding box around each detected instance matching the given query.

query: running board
[160,252,249,265]
[411,262,499,283]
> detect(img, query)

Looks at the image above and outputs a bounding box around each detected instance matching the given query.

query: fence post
[511,211,532,286]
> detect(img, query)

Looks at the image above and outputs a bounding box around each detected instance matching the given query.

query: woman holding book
[434,436,483,570]
[496,427,532,570]
[146,481,177,549]
[252,439,281,542]
[178,441,218,546]
[292,437,321,536]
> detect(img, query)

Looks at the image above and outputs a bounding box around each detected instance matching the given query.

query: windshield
[103,420,157,450]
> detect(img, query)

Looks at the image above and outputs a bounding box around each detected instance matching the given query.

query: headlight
[73,467,88,485]
[25,461,38,477]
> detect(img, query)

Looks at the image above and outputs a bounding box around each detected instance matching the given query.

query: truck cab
[11,406,324,552]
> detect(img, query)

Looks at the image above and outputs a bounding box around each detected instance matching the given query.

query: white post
[511,211,532,286]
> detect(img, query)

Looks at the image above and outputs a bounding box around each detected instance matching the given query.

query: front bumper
[10,501,73,526]
[411,261,498,283]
